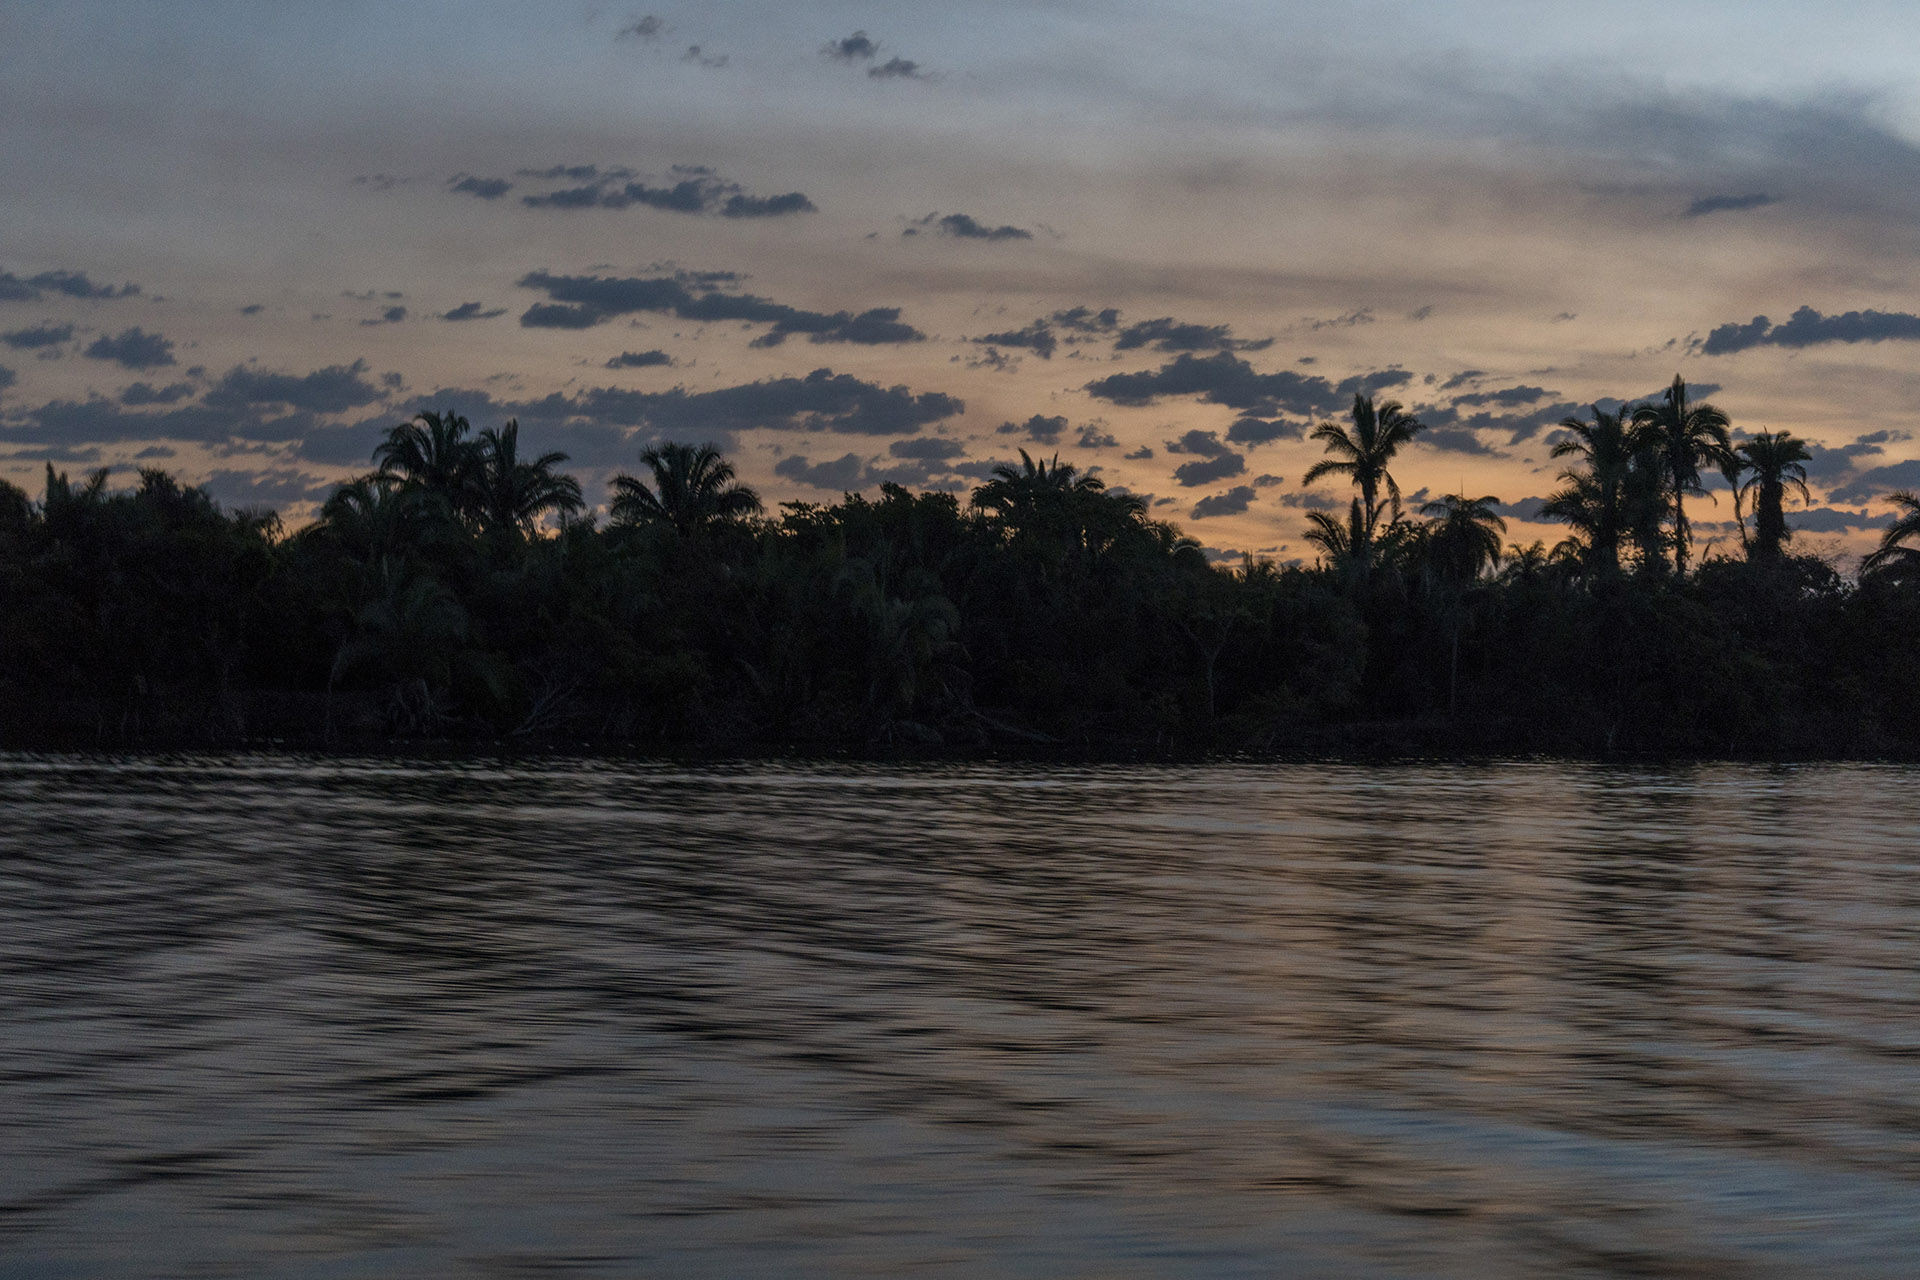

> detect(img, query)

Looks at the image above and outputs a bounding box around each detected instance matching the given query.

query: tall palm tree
[470,419,583,539]
[1541,405,1664,576]
[610,441,762,535]
[1420,493,1506,585]
[374,409,480,512]
[1301,394,1425,574]
[1632,376,1732,574]
[1862,492,1920,579]
[1731,430,1812,562]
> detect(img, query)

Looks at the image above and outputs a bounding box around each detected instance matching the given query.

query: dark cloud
[1334,369,1415,399]
[0,444,100,464]
[1253,473,1284,487]
[1829,460,1920,504]
[1790,505,1889,533]
[1683,192,1777,217]
[1123,446,1153,460]
[890,436,966,460]
[1303,308,1374,331]
[913,213,1031,241]
[1280,490,1339,510]
[1191,486,1256,519]
[200,469,331,509]
[1076,425,1118,449]
[517,168,811,219]
[1085,352,1341,418]
[360,305,407,326]
[0,269,139,303]
[1439,369,1485,391]
[618,16,665,41]
[973,320,1057,358]
[1492,497,1549,521]
[120,381,195,406]
[517,270,922,345]
[569,368,962,437]
[83,327,175,369]
[997,414,1068,444]
[823,31,878,60]
[2,323,72,350]
[682,46,728,68]
[1165,429,1233,458]
[775,453,868,491]
[1450,384,1554,408]
[449,174,513,200]
[606,349,673,369]
[869,57,926,80]
[0,365,13,391]
[442,302,506,322]
[1173,453,1247,487]
[519,164,604,182]
[1699,305,1920,355]
[1114,317,1271,354]
[203,359,387,415]
[1225,416,1301,446]
[239,304,264,316]
[1797,430,1908,482]
[966,346,1019,373]
[1421,426,1501,455]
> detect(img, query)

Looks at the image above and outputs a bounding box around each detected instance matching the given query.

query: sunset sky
[8,1,1920,561]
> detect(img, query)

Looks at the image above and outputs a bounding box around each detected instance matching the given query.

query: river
[3,754,1917,1277]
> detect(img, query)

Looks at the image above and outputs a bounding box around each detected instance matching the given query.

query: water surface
[3,755,1918,1277]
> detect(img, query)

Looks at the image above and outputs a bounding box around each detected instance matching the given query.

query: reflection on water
[3,755,1919,1277]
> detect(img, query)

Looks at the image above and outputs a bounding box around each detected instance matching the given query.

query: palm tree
[1862,492,1920,579]
[1301,394,1425,575]
[610,441,762,536]
[470,419,583,539]
[374,409,480,512]
[1540,405,1664,576]
[1420,494,1506,584]
[1731,430,1812,562]
[1632,376,1732,574]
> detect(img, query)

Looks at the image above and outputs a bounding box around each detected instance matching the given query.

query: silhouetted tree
[1731,430,1812,562]
[470,419,583,540]
[1633,376,1732,574]
[1302,394,1425,577]
[1863,491,1920,581]
[610,441,762,536]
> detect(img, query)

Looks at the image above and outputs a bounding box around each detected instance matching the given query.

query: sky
[7,1,1920,563]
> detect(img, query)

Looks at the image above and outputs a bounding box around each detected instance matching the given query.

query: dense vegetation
[5,378,1920,756]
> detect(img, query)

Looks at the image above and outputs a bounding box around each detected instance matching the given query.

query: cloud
[0,365,13,391]
[997,413,1068,444]
[1173,453,1247,487]
[1302,308,1373,332]
[2,323,72,350]
[972,320,1057,358]
[203,359,388,415]
[1191,485,1256,519]
[823,31,878,61]
[1123,446,1153,460]
[1683,192,1778,217]
[1790,505,1889,533]
[913,213,1031,241]
[566,368,962,436]
[449,174,512,200]
[360,305,406,326]
[775,452,868,490]
[1076,425,1118,449]
[120,381,195,406]
[869,57,926,80]
[682,46,727,68]
[1085,351,1342,418]
[516,167,811,218]
[1699,305,1920,355]
[1828,459,1920,504]
[606,349,673,369]
[441,302,506,322]
[1165,429,1233,458]
[618,15,665,41]
[517,270,922,345]
[1492,497,1549,521]
[83,327,175,369]
[200,468,330,509]
[890,436,966,460]
[1280,490,1339,510]
[1334,369,1415,399]
[1225,415,1301,446]
[1253,473,1283,487]
[0,269,138,303]
[1114,317,1271,354]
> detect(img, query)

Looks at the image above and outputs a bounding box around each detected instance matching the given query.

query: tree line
[4,376,1920,755]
